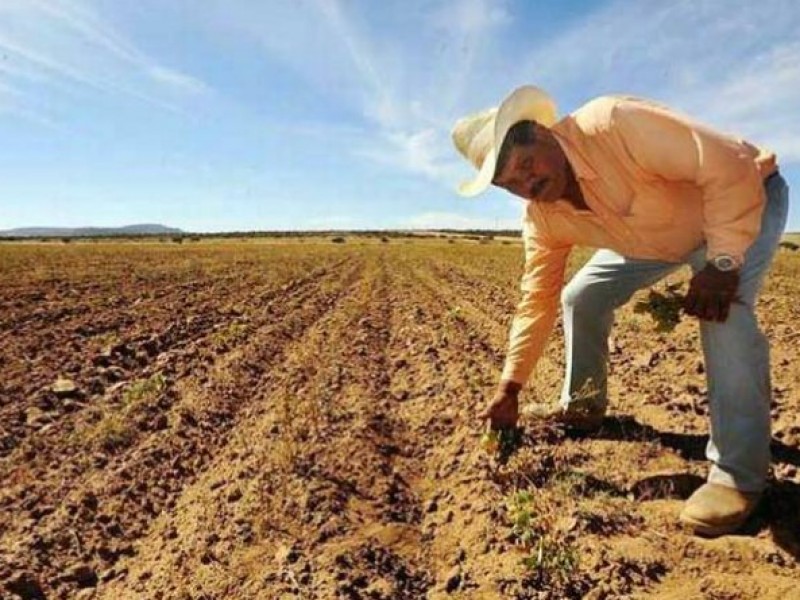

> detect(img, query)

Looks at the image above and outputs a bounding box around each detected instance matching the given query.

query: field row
[1,241,798,599]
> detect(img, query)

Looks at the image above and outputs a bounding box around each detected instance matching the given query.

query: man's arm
[502,223,571,384]
[483,223,570,429]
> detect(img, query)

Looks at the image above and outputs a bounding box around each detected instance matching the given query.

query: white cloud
[355,127,464,186]
[147,66,210,96]
[400,211,519,230]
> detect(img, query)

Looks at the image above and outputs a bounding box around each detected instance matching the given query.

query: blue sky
[0,0,798,232]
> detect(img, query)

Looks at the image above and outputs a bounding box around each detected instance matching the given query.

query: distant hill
[0,224,184,238]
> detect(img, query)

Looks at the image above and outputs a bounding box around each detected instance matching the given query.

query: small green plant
[123,373,166,405]
[633,284,684,332]
[83,373,166,452]
[93,413,136,451]
[508,490,538,544]
[521,535,579,578]
[506,490,580,587]
[480,428,523,459]
[94,331,120,349]
[211,322,250,348]
[447,305,463,321]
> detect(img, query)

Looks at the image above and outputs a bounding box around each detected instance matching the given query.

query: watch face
[714,256,736,271]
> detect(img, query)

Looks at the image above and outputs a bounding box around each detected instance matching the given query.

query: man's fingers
[708,294,719,322]
[683,290,699,316]
[718,296,731,322]
[699,291,717,321]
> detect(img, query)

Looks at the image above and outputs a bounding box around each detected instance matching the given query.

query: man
[451,86,789,537]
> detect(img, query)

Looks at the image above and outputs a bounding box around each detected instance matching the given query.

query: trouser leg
[691,174,790,492]
[560,249,680,410]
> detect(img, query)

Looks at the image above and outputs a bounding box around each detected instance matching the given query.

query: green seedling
[480,428,522,458]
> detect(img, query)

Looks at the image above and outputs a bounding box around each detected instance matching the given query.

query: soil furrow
[95,251,434,599]
[0,257,364,599]
[0,256,349,462]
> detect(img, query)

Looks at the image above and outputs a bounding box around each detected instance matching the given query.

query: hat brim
[457,147,496,197]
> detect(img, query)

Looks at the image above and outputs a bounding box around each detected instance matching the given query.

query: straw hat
[451,85,558,197]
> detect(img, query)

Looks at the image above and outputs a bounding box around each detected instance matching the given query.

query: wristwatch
[710,254,740,272]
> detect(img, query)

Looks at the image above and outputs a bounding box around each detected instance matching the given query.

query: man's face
[492,126,568,202]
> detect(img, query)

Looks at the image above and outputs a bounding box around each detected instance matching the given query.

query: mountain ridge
[0,224,184,238]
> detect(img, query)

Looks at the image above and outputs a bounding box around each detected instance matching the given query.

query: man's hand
[480,380,521,430]
[683,263,740,322]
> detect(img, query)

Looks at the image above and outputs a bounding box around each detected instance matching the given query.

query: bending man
[451,86,788,536]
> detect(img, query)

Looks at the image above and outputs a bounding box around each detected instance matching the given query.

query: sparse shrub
[779,241,799,251]
[172,236,184,244]
[331,237,346,244]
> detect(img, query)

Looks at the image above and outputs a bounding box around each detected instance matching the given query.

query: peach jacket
[502,95,778,384]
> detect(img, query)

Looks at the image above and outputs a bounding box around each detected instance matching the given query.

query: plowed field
[1,239,798,599]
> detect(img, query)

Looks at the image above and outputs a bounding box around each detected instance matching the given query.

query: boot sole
[521,406,604,433]
[678,513,748,537]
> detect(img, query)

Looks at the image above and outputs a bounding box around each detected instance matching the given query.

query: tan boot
[521,402,604,432]
[679,482,761,537]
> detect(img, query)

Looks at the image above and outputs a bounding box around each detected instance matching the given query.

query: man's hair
[494,120,537,179]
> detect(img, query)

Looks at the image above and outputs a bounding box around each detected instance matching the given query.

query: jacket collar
[552,117,598,181]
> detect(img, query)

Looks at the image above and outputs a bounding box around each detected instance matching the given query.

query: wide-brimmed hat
[451,85,558,197]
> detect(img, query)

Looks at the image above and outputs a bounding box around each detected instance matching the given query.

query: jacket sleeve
[613,100,766,264]
[501,220,571,384]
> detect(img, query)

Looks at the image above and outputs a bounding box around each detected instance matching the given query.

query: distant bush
[380,237,390,243]
[779,241,799,251]
[61,238,72,244]
[172,236,184,244]
[331,237,346,244]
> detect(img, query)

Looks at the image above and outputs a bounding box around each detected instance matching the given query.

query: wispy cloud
[147,66,210,96]
[516,0,800,162]
[0,0,210,124]
[202,0,512,185]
